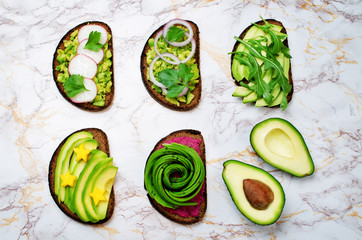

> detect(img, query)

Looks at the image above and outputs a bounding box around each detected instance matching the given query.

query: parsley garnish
[84,31,103,52]
[64,75,89,98]
[166,26,185,42]
[158,63,193,98]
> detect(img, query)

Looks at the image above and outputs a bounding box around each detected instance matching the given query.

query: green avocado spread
[146,27,199,106]
[56,29,113,107]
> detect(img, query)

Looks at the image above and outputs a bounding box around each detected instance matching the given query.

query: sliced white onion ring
[154,31,181,65]
[149,54,167,88]
[162,19,194,47]
[149,53,189,97]
[180,31,196,64]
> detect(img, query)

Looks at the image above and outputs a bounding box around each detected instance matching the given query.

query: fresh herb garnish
[230,19,292,110]
[166,26,185,42]
[84,31,103,52]
[64,75,88,98]
[158,63,193,98]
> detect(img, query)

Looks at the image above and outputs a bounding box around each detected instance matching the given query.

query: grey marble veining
[0,0,361,239]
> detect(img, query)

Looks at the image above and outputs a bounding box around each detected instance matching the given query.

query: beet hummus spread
[158,136,205,217]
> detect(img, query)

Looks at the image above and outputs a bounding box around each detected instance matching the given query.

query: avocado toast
[53,21,114,111]
[140,19,201,111]
[49,128,117,224]
[144,129,207,224]
[230,18,293,110]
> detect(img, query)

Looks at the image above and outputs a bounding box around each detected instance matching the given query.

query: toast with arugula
[230,18,293,110]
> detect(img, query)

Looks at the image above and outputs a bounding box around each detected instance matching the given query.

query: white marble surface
[1,0,361,239]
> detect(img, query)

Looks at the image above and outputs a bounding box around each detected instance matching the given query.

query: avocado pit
[243,179,274,210]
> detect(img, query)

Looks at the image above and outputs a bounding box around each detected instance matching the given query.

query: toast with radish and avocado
[140,19,201,111]
[48,128,117,224]
[144,129,207,224]
[230,17,293,110]
[53,21,114,111]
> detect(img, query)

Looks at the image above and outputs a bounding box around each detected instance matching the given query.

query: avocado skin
[250,118,314,177]
[222,160,285,225]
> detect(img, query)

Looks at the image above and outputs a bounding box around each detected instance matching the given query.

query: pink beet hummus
[158,136,205,218]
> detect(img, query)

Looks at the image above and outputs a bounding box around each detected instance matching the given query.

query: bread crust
[140,20,201,111]
[48,128,115,224]
[52,21,114,111]
[144,129,207,224]
[231,19,293,103]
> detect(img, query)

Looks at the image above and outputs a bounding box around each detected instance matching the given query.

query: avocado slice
[250,118,314,177]
[92,166,118,219]
[82,157,113,222]
[222,160,285,225]
[54,131,93,197]
[73,149,108,222]
[63,138,99,207]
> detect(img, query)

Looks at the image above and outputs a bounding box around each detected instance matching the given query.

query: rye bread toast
[48,128,115,224]
[140,20,201,111]
[231,19,293,104]
[52,21,114,111]
[144,129,207,224]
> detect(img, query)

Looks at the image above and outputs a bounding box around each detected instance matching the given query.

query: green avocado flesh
[222,160,285,225]
[144,143,205,209]
[53,132,118,223]
[250,118,314,177]
[231,19,292,110]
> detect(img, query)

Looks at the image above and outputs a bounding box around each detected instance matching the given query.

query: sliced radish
[77,39,104,63]
[70,78,98,103]
[68,54,98,79]
[78,24,108,45]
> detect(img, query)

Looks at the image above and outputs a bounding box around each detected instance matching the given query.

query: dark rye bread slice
[144,129,207,224]
[52,21,114,111]
[140,20,201,111]
[231,19,293,103]
[48,128,115,224]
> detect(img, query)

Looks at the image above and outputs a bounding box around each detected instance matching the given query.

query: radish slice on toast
[77,39,104,63]
[78,25,108,45]
[68,54,98,79]
[70,78,98,103]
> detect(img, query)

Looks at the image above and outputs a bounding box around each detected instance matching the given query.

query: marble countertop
[1,0,361,239]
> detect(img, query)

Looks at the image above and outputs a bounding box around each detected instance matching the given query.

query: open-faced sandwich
[144,129,207,224]
[140,19,201,111]
[49,128,117,224]
[230,17,293,110]
[53,21,114,111]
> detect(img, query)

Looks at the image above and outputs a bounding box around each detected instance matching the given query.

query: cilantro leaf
[84,31,103,52]
[64,75,88,98]
[158,63,193,98]
[158,69,180,88]
[166,26,185,42]
[177,63,194,84]
[167,85,186,98]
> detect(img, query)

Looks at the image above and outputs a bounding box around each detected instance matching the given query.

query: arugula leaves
[166,26,185,42]
[231,19,292,110]
[158,63,193,98]
[84,31,103,52]
[64,75,88,98]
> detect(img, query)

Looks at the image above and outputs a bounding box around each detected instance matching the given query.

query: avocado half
[250,118,314,177]
[222,160,285,225]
